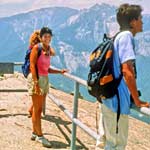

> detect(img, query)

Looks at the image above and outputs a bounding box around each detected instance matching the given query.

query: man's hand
[135,99,150,108]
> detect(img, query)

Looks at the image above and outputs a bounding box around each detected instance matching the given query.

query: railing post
[0,62,14,74]
[71,81,79,150]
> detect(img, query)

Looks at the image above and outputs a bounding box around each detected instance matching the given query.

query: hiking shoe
[35,136,52,148]
[96,135,106,149]
[31,132,37,141]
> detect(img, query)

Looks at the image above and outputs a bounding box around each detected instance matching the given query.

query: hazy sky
[0,0,149,18]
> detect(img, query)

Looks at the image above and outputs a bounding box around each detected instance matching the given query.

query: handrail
[50,66,88,87]
[14,62,24,66]
[50,66,150,117]
[13,62,88,86]
[0,89,28,92]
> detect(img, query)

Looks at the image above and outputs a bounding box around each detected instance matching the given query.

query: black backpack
[87,34,122,102]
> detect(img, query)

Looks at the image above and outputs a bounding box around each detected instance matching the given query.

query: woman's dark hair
[40,27,53,37]
[116,3,142,30]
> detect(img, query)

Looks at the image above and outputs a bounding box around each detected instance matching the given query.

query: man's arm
[122,61,149,107]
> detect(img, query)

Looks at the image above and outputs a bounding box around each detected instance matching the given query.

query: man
[100,4,150,150]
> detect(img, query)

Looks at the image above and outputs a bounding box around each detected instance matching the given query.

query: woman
[28,27,67,147]
[28,30,55,117]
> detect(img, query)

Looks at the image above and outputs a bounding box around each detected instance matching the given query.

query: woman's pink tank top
[37,51,50,76]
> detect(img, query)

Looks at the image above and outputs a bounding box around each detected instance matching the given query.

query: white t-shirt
[117,31,136,64]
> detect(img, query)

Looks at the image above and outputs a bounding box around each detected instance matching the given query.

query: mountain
[58,4,116,50]
[135,31,150,56]
[0,6,78,61]
[0,4,117,72]
[0,3,150,100]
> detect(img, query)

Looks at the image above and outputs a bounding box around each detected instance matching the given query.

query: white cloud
[0,0,29,4]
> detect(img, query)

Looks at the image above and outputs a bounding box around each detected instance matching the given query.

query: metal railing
[48,66,98,149]
[1,62,150,150]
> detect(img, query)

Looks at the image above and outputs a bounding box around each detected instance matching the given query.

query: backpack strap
[37,43,42,57]
[116,89,120,134]
[112,31,122,134]
[112,32,121,41]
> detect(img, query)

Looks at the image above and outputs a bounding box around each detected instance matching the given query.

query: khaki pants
[96,104,106,150]
[101,104,129,150]
[27,73,49,96]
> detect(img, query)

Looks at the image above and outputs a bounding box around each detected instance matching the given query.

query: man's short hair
[116,3,142,30]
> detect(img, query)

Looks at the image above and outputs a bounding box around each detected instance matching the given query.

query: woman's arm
[48,67,67,74]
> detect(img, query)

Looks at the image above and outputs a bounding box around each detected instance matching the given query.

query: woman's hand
[33,82,42,95]
[60,69,68,74]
